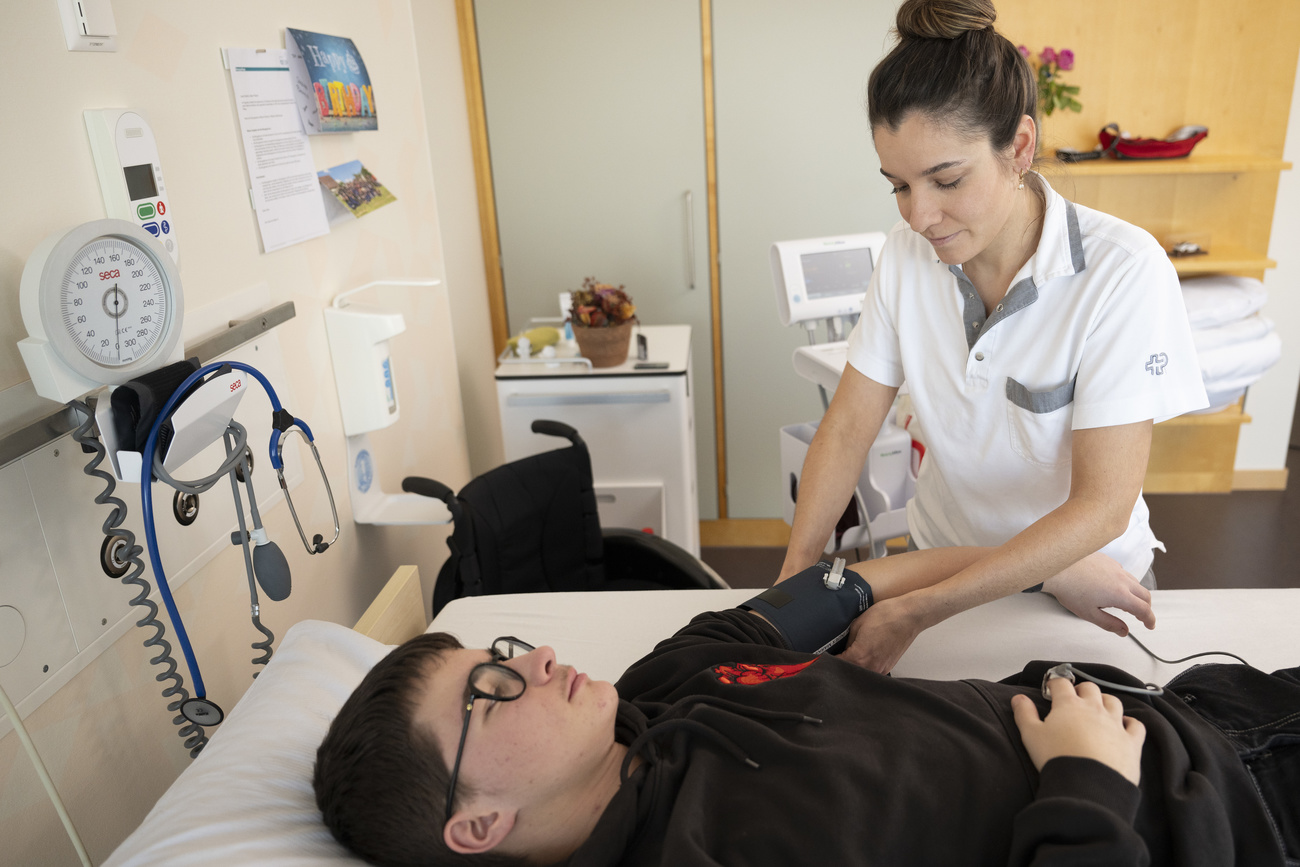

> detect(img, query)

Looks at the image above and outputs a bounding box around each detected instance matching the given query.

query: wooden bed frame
[352,565,427,644]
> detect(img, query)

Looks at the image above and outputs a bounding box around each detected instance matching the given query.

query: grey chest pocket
[1005,376,1075,467]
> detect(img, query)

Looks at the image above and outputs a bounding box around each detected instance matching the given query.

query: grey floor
[701,446,1300,592]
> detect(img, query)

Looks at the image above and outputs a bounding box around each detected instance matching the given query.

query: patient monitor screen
[800,247,874,299]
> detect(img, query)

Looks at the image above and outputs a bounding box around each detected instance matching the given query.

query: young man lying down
[314,549,1298,866]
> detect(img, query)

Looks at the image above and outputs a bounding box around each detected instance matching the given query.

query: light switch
[77,0,118,36]
[56,0,118,51]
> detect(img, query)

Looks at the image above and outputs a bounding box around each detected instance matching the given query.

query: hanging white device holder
[96,368,248,483]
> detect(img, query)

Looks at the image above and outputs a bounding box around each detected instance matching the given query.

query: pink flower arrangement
[1018,44,1081,116]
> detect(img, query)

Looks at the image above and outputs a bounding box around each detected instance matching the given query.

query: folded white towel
[1192,313,1275,354]
[1181,275,1268,329]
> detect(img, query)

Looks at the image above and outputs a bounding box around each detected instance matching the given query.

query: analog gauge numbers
[61,233,170,367]
[19,219,185,402]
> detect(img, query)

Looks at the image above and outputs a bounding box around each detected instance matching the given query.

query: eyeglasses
[445,636,535,824]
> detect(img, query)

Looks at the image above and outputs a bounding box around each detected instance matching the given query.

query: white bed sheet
[427,588,1299,685]
[105,588,1299,867]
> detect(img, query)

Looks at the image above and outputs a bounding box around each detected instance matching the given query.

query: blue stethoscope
[138,360,339,726]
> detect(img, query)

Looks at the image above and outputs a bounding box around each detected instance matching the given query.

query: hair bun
[895,0,997,40]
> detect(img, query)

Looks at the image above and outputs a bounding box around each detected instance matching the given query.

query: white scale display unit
[85,108,179,263]
[18,219,185,404]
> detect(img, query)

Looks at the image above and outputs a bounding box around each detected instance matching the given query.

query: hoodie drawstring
[619,695,822,782]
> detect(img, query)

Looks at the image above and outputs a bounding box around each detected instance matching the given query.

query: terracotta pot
[572,321,634,368]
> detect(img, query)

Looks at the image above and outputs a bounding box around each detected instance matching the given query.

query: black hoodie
[564,609,1280,866]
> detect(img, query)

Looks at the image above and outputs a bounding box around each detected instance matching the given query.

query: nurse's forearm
[896,495,1125,631]
[779,368,897,581]
[891,419,1151,630]
[847,546,992,601]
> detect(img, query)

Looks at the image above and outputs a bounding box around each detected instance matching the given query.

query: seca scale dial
[62,233,171,366]
[19,219,185,402]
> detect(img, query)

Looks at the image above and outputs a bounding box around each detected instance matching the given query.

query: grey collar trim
[942,194,1084,352]
[948,267,1040,351]
[1064,200,1086,274]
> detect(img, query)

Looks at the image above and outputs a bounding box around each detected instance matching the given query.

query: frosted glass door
[475,1,717,518]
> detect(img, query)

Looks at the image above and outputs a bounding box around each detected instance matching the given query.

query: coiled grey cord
[70,400,209,758]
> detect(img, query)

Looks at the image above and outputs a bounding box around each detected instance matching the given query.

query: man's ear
[444,808,517,855]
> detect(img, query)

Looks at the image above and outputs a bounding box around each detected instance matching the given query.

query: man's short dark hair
[313,632,533,867]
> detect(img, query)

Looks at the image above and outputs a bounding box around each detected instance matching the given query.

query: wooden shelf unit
[1003,0,1300,492]
[1055,155,1291,177]
[1146,401,1252,493]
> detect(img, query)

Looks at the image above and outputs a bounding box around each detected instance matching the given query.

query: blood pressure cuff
[110,357,201,452]
[740,562,873,655]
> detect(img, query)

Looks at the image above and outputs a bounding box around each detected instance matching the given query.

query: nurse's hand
[839,597,923,674]
[1041,552,1156,636]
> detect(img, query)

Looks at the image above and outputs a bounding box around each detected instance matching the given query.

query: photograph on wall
[317,160,397,219]
[285,28,378,134]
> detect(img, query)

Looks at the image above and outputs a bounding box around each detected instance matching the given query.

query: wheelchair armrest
[601,528,730,590]
[402,476,454,503]
[402,476,465,527]
[531,419,585,448]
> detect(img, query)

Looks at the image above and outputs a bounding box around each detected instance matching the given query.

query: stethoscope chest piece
[180,697,225,726]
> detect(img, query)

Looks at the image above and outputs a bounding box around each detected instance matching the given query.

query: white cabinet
[495,325,700,556]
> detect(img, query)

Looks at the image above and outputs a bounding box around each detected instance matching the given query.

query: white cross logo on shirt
[1145,353,1168,375]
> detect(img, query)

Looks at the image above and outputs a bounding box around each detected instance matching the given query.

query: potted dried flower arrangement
[569,277,638,367]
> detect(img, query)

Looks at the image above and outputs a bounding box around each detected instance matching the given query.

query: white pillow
[103,621,385,867]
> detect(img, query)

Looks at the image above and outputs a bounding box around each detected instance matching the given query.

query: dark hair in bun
[868,0,1037,158]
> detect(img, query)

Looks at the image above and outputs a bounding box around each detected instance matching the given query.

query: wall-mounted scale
[18,219,185,404]
[84,108,178,262]
[12,111,337,756]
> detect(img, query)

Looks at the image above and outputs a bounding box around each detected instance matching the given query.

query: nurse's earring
[1018,169,1026,190]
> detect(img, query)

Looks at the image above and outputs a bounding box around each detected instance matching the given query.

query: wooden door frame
[455,0,509,355]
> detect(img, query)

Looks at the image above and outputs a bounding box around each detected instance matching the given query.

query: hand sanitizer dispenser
[323,302,404,436]
[324,280,451,526]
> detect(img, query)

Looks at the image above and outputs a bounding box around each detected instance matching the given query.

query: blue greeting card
[286,28,378,134]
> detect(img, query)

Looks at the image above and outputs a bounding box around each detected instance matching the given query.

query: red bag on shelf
[1099,123,1208,159]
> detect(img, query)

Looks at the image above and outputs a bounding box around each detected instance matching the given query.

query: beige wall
[0,2,491,863]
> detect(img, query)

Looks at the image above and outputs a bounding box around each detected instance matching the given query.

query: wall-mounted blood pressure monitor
[18,219,185,403]
[771,232,886,327]
[85,108,178,264]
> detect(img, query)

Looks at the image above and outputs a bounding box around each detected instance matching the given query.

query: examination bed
[104,565,1299,866]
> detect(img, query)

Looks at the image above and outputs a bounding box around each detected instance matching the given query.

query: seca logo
[230,378,242,392]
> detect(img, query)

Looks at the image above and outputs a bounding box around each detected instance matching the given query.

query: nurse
[779,0,1207,672]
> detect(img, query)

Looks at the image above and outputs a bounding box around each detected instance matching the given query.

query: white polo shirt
[846,177,1208,578]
